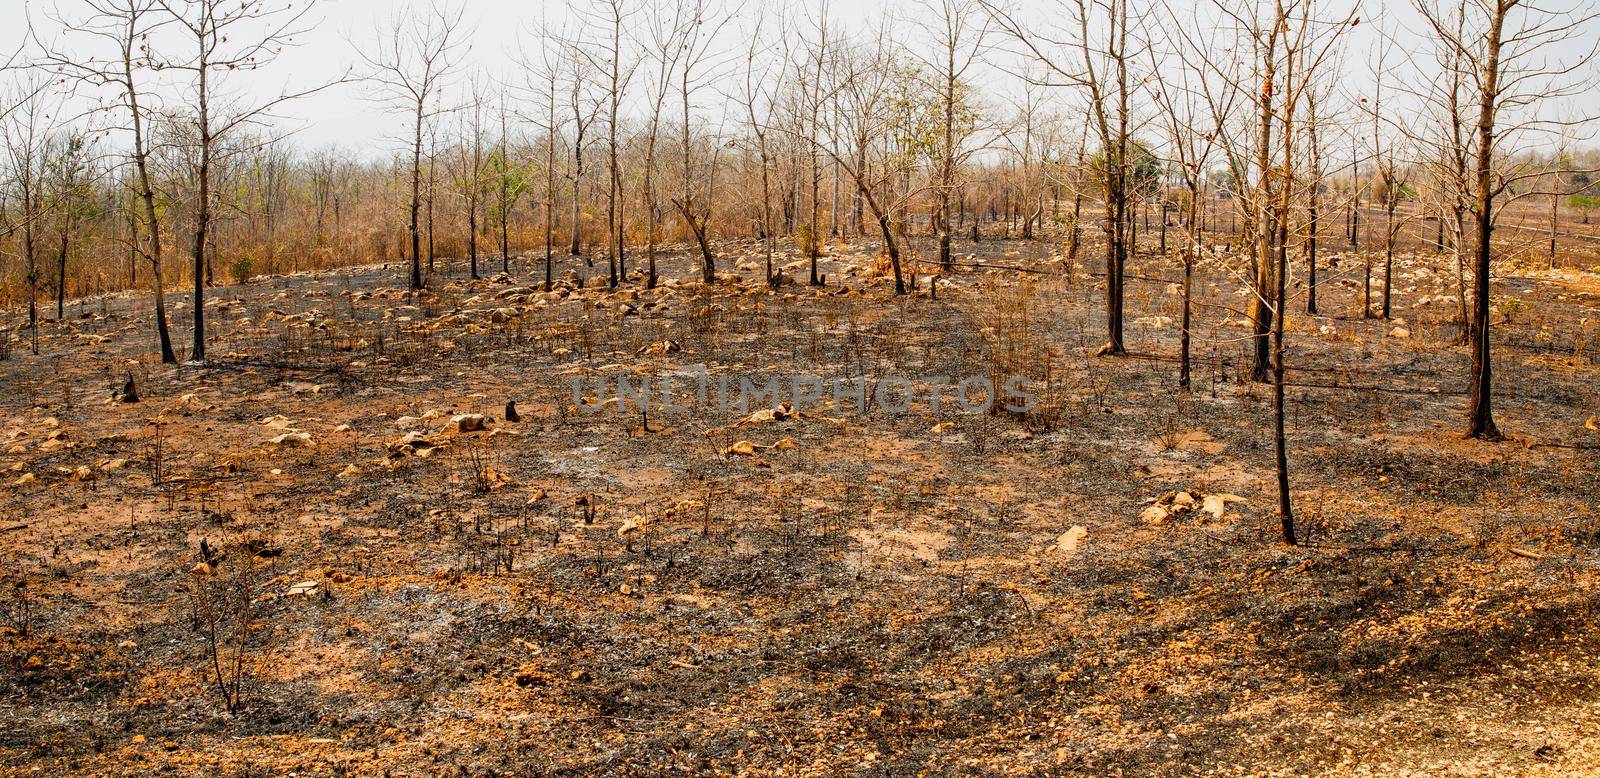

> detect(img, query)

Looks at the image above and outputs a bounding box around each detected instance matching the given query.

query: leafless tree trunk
[985,0,1138,355]
[917,0,987,273]
[47,133,91,321]
[517,22,568,291]
[359,0,466,292]
[1365,35,1410,322]
[38,1,180,362]
[492,93,524,275]
[564,49,598,264]
[1151,10,1234,390]
[640,2,690,289]
[451,75,491,280]
[671,0,729,285]
[580,0,635,287]
[1414,0,1595,440]
[1304,90,1324,316]
[740,15,785,287]
[1,75,55,341]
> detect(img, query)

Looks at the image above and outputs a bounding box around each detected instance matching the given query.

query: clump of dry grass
[975,276,1064,424]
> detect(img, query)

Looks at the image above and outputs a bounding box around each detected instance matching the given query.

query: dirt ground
[1,231,1598,776]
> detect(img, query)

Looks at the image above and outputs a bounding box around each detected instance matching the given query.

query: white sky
[4,0,1597,159]
[5,0,892,154]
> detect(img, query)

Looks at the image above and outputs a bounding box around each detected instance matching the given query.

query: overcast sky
[4,0,893,154]
[4,0,1596,159]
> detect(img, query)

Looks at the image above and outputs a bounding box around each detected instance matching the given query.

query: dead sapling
[700,484,717,538]
[2,577,34,639]
[465,441,492,495]
[146,422,166,486]
[955,517,974,599]
[575,493,600,526]
[496,521,515,573]
[183,540,266,715]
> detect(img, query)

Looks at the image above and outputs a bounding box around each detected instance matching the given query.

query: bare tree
[1413,0,1599,440]
[578,0,638,287]
[0,73,59,342]
[640,0,691,289]
[45,131,96,321]
[37,0,177,362]
[360,0,468,291]
[1200,0,1346,386]
[737,12,786,287]
[1543,132,1575,269]
[1364,32,1414,320]
[450,74,491,279]
[1197,0,1353,543]
[1433,23,1474,342]
[1301,80,1332,316]
[157,0,333,362]
[1003,70,1057,243]
[795,26,917,295]
[914,0,987,272]
[490,92,529,276]
[1152,6,1236,389]
[425,120,441,273]
[985,0,1144,356]
[790,5,834,283]
[514,20,569,290]
[562,40,599,264]
[671,0,732,285]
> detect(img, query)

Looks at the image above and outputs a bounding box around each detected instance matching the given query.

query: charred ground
[1,235,1598,775]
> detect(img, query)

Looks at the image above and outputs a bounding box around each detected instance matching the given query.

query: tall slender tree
[360,0,467,292]
[158,0,333,362]
[915,0,987,272]
[985,0,1142,356]
[1412,0,1599,440]
[38,0,177,362]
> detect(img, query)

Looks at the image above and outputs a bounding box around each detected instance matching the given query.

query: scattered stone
[1142,489,1246,525]
[286,581,320,596]
[268,432,314,447]
[638,340,681,356]
[738,403,796,425]
[1201,493,1247,520]
[259,415,295,429]
[1057,525,1088,556]
[389,431,443,458]
[722,438,795,457]
[450,414,492,433]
